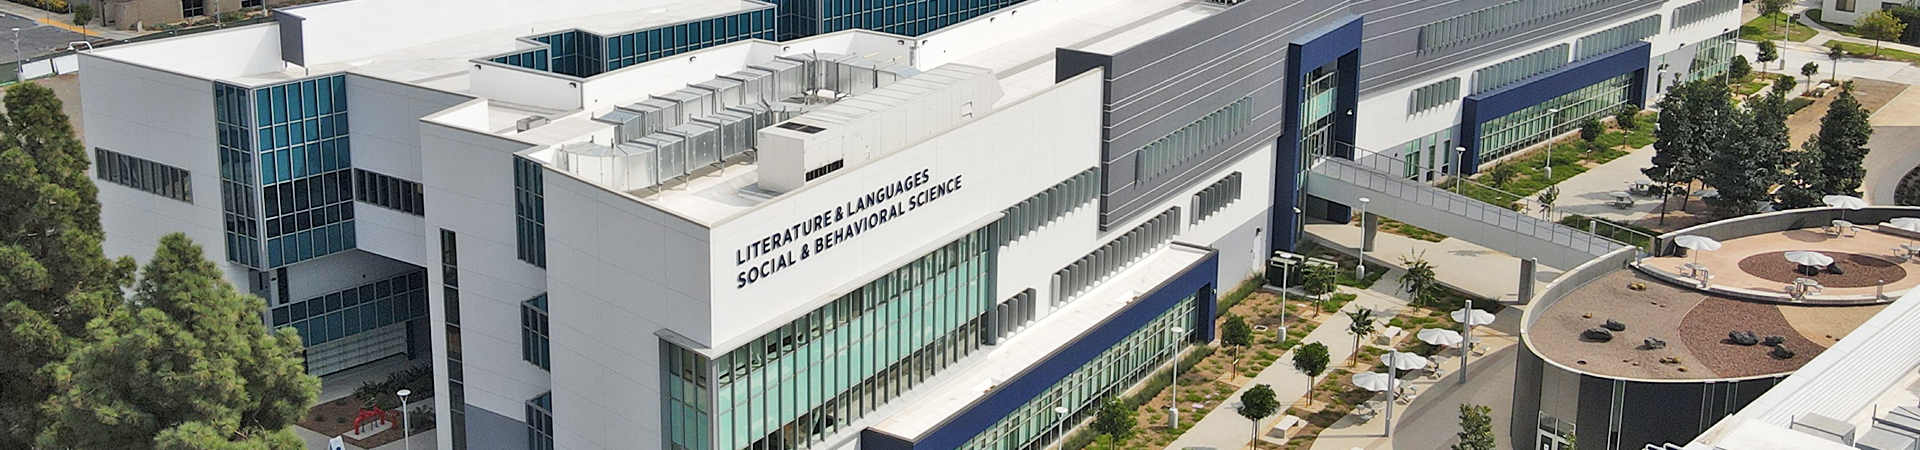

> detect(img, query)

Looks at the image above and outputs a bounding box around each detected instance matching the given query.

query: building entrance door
[1537,430,1572,450]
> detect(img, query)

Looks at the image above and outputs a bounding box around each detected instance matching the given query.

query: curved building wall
[1510,247,1786,450]
[1512,336,1786,450]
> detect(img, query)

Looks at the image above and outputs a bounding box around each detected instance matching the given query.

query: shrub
[1579,117,1604,142]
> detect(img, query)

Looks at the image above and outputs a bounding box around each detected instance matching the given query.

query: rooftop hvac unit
[515,115,550,132]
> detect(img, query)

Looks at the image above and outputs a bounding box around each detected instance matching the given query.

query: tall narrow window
[514,157,547,268]
[522,294,551,370]
[527,392,554,450]
[440,229,468,450]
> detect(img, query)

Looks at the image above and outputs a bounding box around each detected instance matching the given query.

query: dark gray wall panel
[466,403,529,450]
[1351,0,1664,93]
[1096,0,1350,228]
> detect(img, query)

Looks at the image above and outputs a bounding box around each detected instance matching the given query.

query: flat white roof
[869,243,1211,439]
[921,0,1219,103]
[99,0,765,85]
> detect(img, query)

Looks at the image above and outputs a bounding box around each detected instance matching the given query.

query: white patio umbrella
[1351,371,1404,437]
[1450,308,1496,326]
[1889,218,1920,246]
[1381,350,1430,372]
[1452,302,1497,383]
[1823,195,1869,210]
[1785,251,1835,267]
[1825,195,1868,222]
[1674,235,1722,264]
[1417,328,1465,347]
[1351,371,1401,392]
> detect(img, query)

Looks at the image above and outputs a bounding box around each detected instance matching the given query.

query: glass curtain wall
[255,75,354,268]
[1475,73,1633,161]
[1400,129,1456,181]
[1682,30,1737,84]
[268,270,427,347]
[813,0,1021,37]
[215,83,262,267]
[488,9,776,77]
[956,289,1201,450]
[664,226,997,450]
[1300,61,1340,159]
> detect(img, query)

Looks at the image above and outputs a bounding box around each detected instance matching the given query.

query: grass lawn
[1740,12,1818,42]
[1453,112,1653,207]
[1828,40,1920,66]
[1378,217,1446,242]
[1806,9,1860,36]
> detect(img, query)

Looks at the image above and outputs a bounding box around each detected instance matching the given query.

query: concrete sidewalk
[1305,310,1523,450]
[1304,223,1559,304]
[1164,284,1411,450]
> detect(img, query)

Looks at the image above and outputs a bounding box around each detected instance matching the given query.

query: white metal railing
[1309,154,1626,258]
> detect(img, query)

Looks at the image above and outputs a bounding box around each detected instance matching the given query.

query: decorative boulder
[1644,337,1668,349]
[1771,345,1796,359]
[1729,330,1760,346]
[1583,327,1615,342]
[1828,262,1846,275]
[1603,319,1627,331]
[1762,335,1786,347]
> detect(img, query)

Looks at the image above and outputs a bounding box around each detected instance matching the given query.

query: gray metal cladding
[1098,0,1350,228]
[1352,0,1664,93]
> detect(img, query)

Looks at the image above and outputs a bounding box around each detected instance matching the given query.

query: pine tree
[1778,144,1829,209]
[0,82,133,449]
[1812,84,1874,196]
[1703,88,1789,216]
[1452,404,1496,450]
[37,234,318,450]
[1647,78,1735,215]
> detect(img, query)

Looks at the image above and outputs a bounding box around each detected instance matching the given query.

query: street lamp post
[11,28,20,82]
[1052,405,1071,447]
[1461,300,1475,383]
[1453,146,1467,191]
[1356,197,1370,280]
[1169,326,1186,429]
[1544,107,1562,181]
[397,389,412,450]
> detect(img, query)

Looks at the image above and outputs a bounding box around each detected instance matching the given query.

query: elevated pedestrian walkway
[1304,155,1630,270]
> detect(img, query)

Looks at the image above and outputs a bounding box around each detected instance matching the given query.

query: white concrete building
[75,0,1738,449]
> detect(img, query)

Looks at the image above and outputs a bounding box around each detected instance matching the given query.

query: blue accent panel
[1458,42,1649,173]
[1293,16,1363,79]
[1276,15,1362,252]
[863,248,1219,450]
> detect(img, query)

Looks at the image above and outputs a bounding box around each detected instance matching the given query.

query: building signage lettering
[734,169,964,288]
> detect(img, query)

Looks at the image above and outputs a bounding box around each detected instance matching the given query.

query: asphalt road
[0,11,90,63]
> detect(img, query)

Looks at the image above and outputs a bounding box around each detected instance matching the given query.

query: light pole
[1052,405,1071,447]
[1544,107,1562,181]
[1453,146,1467,191]
[1461,300,1475,383]
[1169,326,1185,429]
[11,28,20,82]
[1356,197,1370,280]
[397,389,412,450]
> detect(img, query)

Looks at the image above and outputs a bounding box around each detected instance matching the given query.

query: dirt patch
[1676,297,1829,378]
[1779,303,1889,347]
[1528,271,1714,379]
[1736,251,1906,287]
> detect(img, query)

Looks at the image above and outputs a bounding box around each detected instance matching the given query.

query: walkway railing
[1308,154,1628,260]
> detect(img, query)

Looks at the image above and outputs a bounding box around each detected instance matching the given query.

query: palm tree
[1829,46,1847,82]
[1345,308,1377,364]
